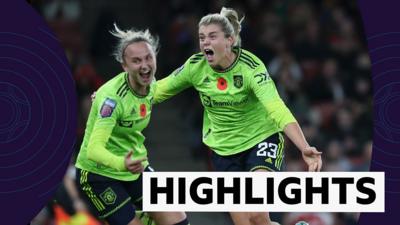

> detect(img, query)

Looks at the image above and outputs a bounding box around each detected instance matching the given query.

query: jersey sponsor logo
[100,187,117,205]
[217,77,227,90]
[173,65,184,76]
[200,93,248,107]
[118,120,133,128]
[100,98,116,118]
[201,94,212,107]
[254,72,270,84]
[140,104,147,118]
[211,97,249,107]
[233,75,243,88]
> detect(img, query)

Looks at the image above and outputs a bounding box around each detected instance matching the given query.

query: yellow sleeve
[86,96,126,171]
[154,60,193,104]
[249,64,297,130]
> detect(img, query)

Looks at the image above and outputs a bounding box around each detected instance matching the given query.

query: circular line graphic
[371,56,400,66]
[369,44,400,53]
[371,159,400,169]
[0,86,27,141]
[0,93,18,129]
[371,69,400,81]
[373,145,400,157]
[0,31,74,189]
[0,69,41,149]
[367,31,400,40]
[383,95,400,130]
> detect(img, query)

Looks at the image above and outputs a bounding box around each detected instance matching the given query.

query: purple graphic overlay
[358,0,400,225]
[0,1,76,224]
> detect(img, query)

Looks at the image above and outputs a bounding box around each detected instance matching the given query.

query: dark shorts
[76,166,154,225]
[211,132,285,172]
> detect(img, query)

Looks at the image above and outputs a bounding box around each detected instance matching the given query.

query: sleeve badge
[100,98,117,118]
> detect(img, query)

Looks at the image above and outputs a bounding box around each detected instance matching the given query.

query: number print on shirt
[256,142,278,158]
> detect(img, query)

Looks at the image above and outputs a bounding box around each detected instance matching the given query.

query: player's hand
[301,146,322,172]
[124,150,147,174]
[91,91,96,102]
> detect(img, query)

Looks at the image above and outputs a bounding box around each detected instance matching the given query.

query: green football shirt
[154,48,296,156]
[76,72,152,181]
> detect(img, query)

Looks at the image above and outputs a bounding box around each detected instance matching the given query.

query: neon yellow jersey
[154,48,296,155]
[76,72,152,181]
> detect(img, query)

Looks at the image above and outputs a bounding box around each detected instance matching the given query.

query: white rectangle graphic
[142,172,384,212]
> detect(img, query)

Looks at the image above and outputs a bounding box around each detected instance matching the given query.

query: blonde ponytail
[199,7,244,47]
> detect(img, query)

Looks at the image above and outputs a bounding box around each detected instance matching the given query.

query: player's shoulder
[238,48,265,71]
[187,52,209,74]
[97,72,127,100]
[148,81,157,95]
[240,49,263,63]
[171,52,207,76]
[188,52,205,64]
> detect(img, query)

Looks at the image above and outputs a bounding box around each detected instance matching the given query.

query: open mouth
[139,70,152,82]
[204,49,215,62]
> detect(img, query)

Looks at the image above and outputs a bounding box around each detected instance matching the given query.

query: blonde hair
[110,23,159,63]
[198,7,244,47]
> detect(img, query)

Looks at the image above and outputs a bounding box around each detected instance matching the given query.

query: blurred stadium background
[29,0,372,225]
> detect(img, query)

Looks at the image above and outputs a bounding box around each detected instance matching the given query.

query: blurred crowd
[30,0,372,225]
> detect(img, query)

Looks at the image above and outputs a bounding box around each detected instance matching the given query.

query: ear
[121,61,128,72]
[227,36,235,48]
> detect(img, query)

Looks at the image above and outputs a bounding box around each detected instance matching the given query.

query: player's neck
[215,51,237,72]
[127,74,148,96]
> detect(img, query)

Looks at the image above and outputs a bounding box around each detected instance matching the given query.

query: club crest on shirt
[233,75,243,88]
[100,98,116,118]
[100,187,117,205]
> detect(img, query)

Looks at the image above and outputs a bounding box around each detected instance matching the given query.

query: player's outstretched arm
[283,122,322,172]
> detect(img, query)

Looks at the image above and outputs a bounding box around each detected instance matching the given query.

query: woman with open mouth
[75,24,190,225]
[154,7,322,225]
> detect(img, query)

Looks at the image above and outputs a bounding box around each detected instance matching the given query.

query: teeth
[204,49,214,55]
